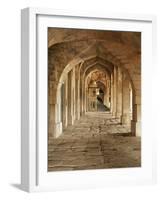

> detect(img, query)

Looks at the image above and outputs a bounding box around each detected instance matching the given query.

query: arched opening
[52,62,135,137]
[85,69,110,112]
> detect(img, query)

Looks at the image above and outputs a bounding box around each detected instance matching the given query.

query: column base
[112,111,116,117]
[131,120,141,137]
[68,116,72,126]
[116,113,122,123]
[121,114,131,124]
[55,122,63,138]
[48,124,55,138]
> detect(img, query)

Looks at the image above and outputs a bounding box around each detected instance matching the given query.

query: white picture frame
[21,7,157,192]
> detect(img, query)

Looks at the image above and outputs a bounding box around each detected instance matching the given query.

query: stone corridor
[48,112,141,171]
[48,28,141,171]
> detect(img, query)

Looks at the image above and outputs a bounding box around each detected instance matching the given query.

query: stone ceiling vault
[48,28,141,93]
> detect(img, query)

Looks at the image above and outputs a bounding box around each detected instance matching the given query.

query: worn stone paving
[48,112,141,171]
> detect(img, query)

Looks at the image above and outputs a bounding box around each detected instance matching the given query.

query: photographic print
[48,28,141,172]
[21,8,155,191]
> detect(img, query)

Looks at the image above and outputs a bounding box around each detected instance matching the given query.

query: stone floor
[48,112,141,171]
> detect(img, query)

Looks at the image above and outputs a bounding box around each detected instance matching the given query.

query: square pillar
[110,74,113,113]
[131,103,141,136]
[116,67,123,120]
[112,66,117,116]
[67,70,72,125]
[121,75,131,124]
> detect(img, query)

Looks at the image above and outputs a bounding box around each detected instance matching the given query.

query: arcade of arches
[48,28,141,171]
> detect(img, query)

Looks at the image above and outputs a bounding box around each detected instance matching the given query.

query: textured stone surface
[48,112,141,171]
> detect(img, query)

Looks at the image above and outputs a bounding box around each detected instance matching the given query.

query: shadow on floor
[10,183,24,192]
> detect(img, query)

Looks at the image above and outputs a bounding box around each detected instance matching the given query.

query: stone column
[131,69,141,136]
[79,77,83,116]
[104,79,110,108]
[67,70,72,125]
[48,81,57,138]
[85,87,88,112]
[121,74,131,124]
[110,73,113,113]
[48,104,55,138]
[71,67,75,125]
[64,77,68,127]
[55,86,63,138]
[61,83,65,128]
[116,67,123,119]
[112,66,117,116]
[129,85,133,119]
[75,66,78,120]
[131,93,141,136]
[82,80,86,115]
[77,78,80,120]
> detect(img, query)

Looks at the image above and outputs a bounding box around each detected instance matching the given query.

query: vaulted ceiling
[48,28,141,92]
[48,28,141,70]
